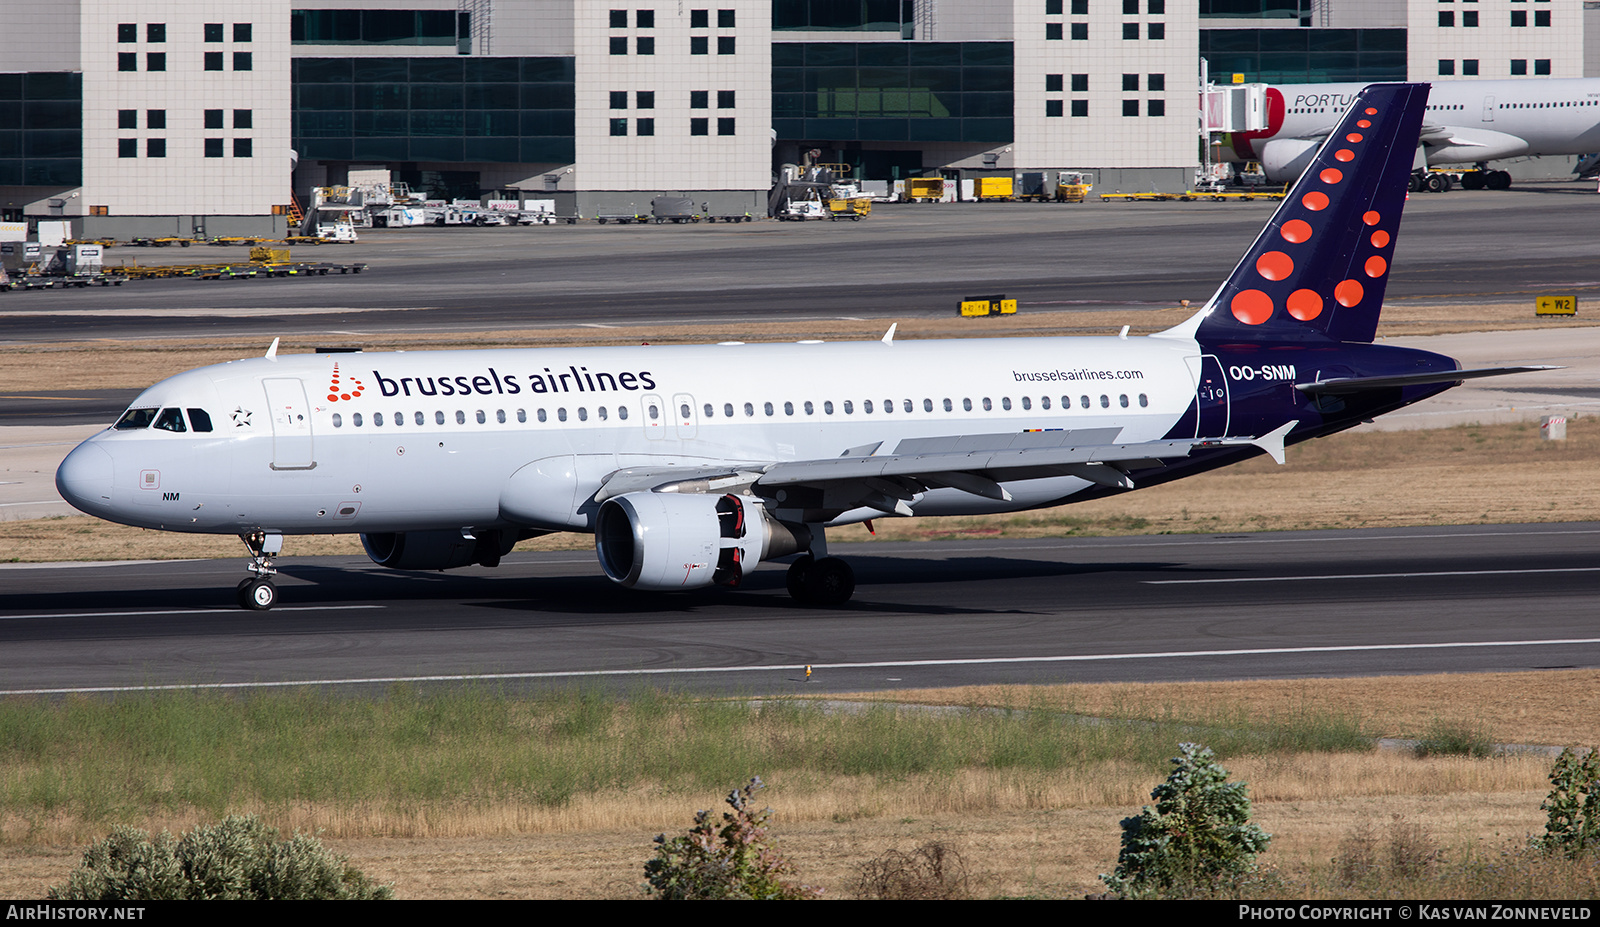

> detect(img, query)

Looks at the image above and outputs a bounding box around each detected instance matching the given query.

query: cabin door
[263,378,315,470]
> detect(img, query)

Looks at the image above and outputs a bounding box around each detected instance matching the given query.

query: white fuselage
[57,334,1206,537]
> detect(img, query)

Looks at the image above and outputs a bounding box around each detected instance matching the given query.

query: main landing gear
[784,530,856,607]
[236,531,282,610]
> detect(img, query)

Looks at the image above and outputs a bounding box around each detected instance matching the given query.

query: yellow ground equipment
[974,177,1013,201]
[905,177,945,202]
[1055,172,1093,203]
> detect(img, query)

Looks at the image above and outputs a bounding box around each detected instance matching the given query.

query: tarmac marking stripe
[5,638,1599,695]
[0,605,383,621]
[1145,566,1600,584]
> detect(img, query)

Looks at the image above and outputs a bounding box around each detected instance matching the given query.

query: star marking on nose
[232,407,253,428]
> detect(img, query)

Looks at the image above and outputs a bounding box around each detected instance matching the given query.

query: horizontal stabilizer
[1295,365,1561,396]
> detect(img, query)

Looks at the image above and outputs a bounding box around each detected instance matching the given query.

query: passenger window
[1021,397,1031,410]
[497,409,506,423]
[578,407,588,421]
[415,411,425,425]
[803,401,813,415]
[1119,394,1129,408]
[982,398,992,411]
[354,412,364,426]
[648,404,659,420]
[332,413,342,428]
[476,410,486,424]
[843,400,853,414]
[435,411,445,424]
[764,402,774,416]
[883,399,893,413]
[783,401,794,415]
[1080,395,1090,409]
[963,398,972,411]
[1002,397,1012,411]
[558,408,568,422]
[116,408,159,430]
[724,403,734,417]
[864,400,874,413]
[680,403,691,419]
[186,408,213,432]
[374,412,384,426]
[1041,396,1051,410]
[903,399,913,413]
[1100,395,1110,408]
[704,403,714,418]
[943,398,952,412]
[597,406,607,420]
[455,410,466,424]
[394,411,404,425]
[154,408,187,432]
[1139,394,1149,407]
[744,402,754,417]
[923,398,932,412]
[618,405,629,420]
[824,401,834,414]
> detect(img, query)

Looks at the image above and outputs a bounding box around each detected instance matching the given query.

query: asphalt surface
[3,523,1598,695]
[2,184,1598,342]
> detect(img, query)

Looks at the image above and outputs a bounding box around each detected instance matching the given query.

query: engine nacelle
[361,529,517,571]
[1259,137,1321,183]
[594,492,808,591]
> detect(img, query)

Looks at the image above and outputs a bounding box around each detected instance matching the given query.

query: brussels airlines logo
[326,363,366,402]
[371,365,657,398]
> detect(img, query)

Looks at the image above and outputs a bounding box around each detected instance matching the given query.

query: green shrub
[644,777,820,900]
[1534,747,1600,859]
[48,815,392,900]
[1102,743,1271,898]
[1414,719,1498,758]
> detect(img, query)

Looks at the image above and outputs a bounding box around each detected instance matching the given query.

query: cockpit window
[115,408,159,430]
[187,409,213,432]
[153,408,187,433]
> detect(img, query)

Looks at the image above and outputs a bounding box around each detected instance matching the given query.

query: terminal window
[1439,11,1454,26]
[1439,59,1455,75]
[691,117,708,135]
[1045,74,1062,92]
[1123,99,1138,116]
[691,10,708,27]
[1046,23,1062,40]
[637,117,654,135]
[1511,10,1526,26]
[234,109,252,129]
[1123,23,1138,39]
[610,90,628,108]
[1536,10,1549,26]
[1511,59,1527,74]
[1123,0,1137,13]
[119,52,136,71]
[118,109,137,129]
[234,138,252,158]
[637,36,655,54]
[692,36,708,53]
[1148,73,1165,90]
[690,90,708,108]
[147,138,166,158]
[1071,99,1087,116]
[234,23,252,42]
[204,138,223,158]
[611,36,627,54]
[718,36,735,54]
[1045,100,1063,117]
[1122,73,1138,91]
[147,110,166,129]
[1148,99,1165,116]
[118,24,136,43]
[119,138,137,158]
[1463,59,1479,75]
[610,118,627,136]
[717,117,734,135]
[1072,0,1087,11]
[1535,59,1550,74]
[637,90,654,108]
[1464,11,1478,26]
[205,109,224,129]
[637,10,655,27]
[205,52,223,70]
[147,53,166,71]
[1071,23,1087,39]
[205,23,223,42]
[234,52,252,70]
[1148,22,1164,39]
[610,10,627,28]
[1072,73,1088,91]
[147,24,166,43]
[1148,0,1164,11]
[718,9,735,27]
[1046,0,1062,13]
[717,90,735,108]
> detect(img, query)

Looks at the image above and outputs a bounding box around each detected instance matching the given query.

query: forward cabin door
[1483,94,1495,123]
[263,378,315,470]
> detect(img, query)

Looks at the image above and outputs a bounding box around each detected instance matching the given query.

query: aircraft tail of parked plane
[56,83,1554,611]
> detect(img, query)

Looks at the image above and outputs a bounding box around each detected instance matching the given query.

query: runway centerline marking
[1145,566,1600,585]
[6,637,1598,696]
[0,605,383,621]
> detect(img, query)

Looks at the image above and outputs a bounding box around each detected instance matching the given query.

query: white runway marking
[0,605,382,621]
[6,637,1598,696]
[1145,566,1600,585]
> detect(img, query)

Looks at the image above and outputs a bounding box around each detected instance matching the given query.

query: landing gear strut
[237,531,282,610]
[785,554,856,607]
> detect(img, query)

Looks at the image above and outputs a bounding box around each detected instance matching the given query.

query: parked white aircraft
[56,83,1547,611]
[1223,77,1600,188]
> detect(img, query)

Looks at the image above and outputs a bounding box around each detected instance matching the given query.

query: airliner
[1224,77,1600,187]
[56,83,1548,611]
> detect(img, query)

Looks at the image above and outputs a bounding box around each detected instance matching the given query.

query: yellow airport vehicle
[1055,172,1093,203]
[904,177,946,202]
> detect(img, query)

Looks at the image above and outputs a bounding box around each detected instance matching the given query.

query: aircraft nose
[56,441,114,512]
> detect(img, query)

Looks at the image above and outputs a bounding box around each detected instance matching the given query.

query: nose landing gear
[237,531,283,610]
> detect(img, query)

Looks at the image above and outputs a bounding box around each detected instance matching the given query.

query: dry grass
[5,417,1592,562]
[0,305,1588,393]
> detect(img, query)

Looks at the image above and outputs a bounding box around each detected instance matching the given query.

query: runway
[3,523,1598,695]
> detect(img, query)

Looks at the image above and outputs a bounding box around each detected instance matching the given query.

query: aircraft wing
[1295,366,1561,396]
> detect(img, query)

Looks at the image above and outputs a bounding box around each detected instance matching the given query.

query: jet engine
[594,492,808,591]
[361,529,518,570]
[1259,137,1321,183]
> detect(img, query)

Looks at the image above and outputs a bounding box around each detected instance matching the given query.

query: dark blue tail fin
[1191,82,1429,345]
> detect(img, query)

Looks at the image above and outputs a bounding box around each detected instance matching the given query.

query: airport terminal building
[3,0,1598,237]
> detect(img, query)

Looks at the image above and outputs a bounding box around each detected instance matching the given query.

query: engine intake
[595,492,807,591]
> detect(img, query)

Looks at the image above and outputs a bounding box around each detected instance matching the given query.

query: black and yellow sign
[1536,295,1577,316]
